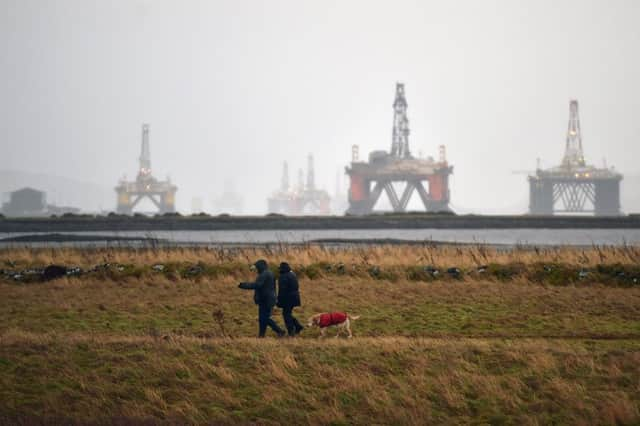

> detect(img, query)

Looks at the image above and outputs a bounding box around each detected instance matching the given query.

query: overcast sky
[2,0,639,214]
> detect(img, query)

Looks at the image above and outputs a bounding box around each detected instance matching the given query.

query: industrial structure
[345,83,453,214]
[213,181,244,215]
[2,188,46,217]
[529,100,622,216]
[268,155,331,215]
[115,124,177,214]
[1,187,80,217]
[331,169,349,214]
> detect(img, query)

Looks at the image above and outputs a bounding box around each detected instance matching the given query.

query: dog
[307,311,360,338]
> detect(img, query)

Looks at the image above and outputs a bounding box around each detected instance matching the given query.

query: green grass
[1,246,640,424]
[2,276,639,339]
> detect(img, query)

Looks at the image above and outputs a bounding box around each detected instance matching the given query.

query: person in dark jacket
[277,262,303,336]
[239,259,285,338]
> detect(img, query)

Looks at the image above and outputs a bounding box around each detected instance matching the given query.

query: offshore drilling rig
[346,83,453,214]
[268,155,331,215]
[529,100,622,216]
[115,124,177,214]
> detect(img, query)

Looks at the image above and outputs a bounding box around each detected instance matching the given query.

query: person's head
[254,259,268,273]
[279,262,291,273]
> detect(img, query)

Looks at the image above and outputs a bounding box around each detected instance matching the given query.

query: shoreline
[1,214,640,233]
[0,234,634,250]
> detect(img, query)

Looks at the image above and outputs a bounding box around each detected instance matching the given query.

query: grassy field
[1,245,640,424]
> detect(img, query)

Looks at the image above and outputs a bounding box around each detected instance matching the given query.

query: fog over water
[2,1,640,214]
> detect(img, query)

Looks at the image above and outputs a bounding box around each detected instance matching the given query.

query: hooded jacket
[276,262,301,308]
[239,260,277,307]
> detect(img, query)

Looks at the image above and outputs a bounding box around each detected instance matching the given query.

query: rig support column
[594,179,622,216]
[529,178,554,215]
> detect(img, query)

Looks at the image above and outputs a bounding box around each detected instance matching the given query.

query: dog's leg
[320,328,326,339]
[345,319,353,338]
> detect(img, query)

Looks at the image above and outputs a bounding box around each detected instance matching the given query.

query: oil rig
[267,155,331,215]
[529,100,622,216]
[345,83,453,215]
[115,124,177,214]
[213,181,244,215]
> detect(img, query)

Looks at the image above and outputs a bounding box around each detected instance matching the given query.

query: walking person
[277,262,304,336]
[239,259,286,338]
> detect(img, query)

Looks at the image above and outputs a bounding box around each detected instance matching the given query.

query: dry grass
[0,332,639,425]
[2,243,640,269]
[1,245,639,424]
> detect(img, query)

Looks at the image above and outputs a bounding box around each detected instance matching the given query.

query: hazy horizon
[2,0,639,214]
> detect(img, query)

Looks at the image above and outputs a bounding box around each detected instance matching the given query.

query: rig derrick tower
[267,161,294,214]
[345,83,453,215]
[115,124,177,214]
[294,154,330,214]
[528,100,622,216]
[391,83,411,159]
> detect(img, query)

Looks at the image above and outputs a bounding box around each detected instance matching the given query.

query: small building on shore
[1,187,81,217]
[2,187,46,217]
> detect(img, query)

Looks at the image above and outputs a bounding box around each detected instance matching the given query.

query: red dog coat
[318,312,348,328]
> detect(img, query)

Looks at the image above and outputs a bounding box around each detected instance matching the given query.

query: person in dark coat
[277,262,303,336]
[239,259,285,338]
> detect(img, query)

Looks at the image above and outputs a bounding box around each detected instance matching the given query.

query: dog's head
[307,314,321,328]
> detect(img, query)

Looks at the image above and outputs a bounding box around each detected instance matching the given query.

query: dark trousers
[258,304,284,337]
[282,306,303,336]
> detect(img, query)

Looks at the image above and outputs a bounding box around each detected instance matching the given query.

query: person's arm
[239,272,266,290]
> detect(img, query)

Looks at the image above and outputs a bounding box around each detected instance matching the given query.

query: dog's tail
[348,315,361,321]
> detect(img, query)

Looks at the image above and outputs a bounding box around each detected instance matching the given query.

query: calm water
[1,228,640,247]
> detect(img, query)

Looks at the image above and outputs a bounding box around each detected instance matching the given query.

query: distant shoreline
[0,233,472,246]
[1,214,639,232]
[0,233,158,243]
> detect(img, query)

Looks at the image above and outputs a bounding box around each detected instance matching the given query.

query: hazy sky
[2,0,639,213]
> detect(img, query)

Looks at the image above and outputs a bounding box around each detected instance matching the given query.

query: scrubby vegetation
[1,245,639,424]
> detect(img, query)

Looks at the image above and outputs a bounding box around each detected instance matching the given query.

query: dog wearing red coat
[306,311,360,338]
